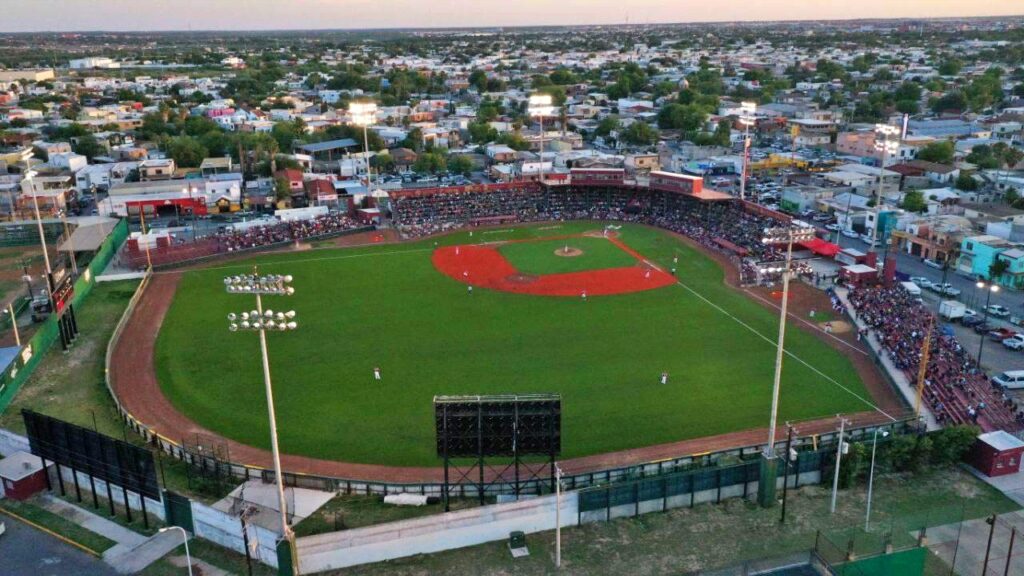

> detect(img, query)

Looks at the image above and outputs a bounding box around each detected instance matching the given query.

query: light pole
[554,462,563,569]
[977,280,1000,368]
[757,224,816,508]
[57,209,77,276]
[182,186,198,241]
[349,101,378,192]
[738,101,757,201]
[224,269,299,572]
[5,302,20,347]
[528,94,557,184]
[830,416,850,514]
[865,428,889,531]
[158,526,192,576]
[872,124,900,263]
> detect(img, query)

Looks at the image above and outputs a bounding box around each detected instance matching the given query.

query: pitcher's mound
[556,247,583,257]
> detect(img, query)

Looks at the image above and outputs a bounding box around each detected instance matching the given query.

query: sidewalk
[38,494,187,574]
[833,286,940,430]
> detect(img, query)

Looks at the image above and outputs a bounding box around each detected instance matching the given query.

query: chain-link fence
[926,509,1024,576]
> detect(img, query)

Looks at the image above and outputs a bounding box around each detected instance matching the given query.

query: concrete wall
[192,501,278,569]
[0,428,30,456]
[50,464,165,522]
[297,492,578,574]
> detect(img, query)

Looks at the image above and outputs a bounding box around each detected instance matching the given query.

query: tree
[72,134,104,160]
[401,128,424,152]
[917,141,954,165]
[273,177,291,201]
[929,426,980,466]
[938,58,963,76]
[468,69,488,93]
[448,155,474,176]
[371,152,395,174]
[468,121,498,144]
[990,258,1010,281]
[165,135,208,168]
[900,189,927,213]
[931,92,967,114]
[594,115,621,139]
[619,122,659,146]
[657,103,707,132]
[955,173,979,191]
[413,151,446,174]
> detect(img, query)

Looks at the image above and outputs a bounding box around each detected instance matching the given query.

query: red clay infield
[431,235,676,296]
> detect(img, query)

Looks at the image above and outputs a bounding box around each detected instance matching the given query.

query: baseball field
[154,221,874,467]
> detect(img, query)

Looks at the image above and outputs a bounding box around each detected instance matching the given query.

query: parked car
[987,304,1011,318]
[1004,335,1024,350]
[962,315,985,327]
[989,328,1017,341]
[993,370,1024,389]
[974,322,994,334]
[909,276,934,289]
[841,229,859,239]
[825,223,841,232]
[923,258,944,269]
[940,286,962,297]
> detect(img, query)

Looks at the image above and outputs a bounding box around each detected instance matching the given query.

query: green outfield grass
[497,236,638,275]
[156,221,872,467]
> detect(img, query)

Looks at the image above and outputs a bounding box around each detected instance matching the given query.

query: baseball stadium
[107,170,910,486]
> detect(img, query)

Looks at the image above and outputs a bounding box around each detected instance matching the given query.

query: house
[890,214,970,263]
[957,235,1013,280]
[304,178,337,205]
[274,168,305,196]
[904,159,960,185]
[485,144,517,163]
[199,156,234,177]
[625,153,660,173]
[390,148,418,171]
[138,158,175,181]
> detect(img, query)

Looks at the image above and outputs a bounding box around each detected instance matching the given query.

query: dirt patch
[820,320,852,334]
[555,246,584,257]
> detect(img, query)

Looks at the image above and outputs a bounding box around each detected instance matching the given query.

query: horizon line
[3,12,1023,35]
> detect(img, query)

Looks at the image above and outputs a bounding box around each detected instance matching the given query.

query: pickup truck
[1004,335,1024,350]
[989,328,1018,341]
[987,304,1011,318]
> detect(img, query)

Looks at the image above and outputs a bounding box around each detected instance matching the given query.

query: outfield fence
[0,218,128,413]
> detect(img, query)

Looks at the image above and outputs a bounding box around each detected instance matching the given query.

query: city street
[0,514,119,576]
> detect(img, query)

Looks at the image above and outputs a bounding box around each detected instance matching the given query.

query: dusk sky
[3,1,1021,32]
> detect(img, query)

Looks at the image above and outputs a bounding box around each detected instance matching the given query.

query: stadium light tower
[757,223,816,508]
[224,268,299,571]
[738,101,757,201]
[872,124,900,261]
[528,94,557,184]
[350,101,378,192]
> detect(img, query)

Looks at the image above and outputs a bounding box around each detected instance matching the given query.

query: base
[757,453,779,508]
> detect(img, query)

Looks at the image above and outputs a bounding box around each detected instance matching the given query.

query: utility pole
[780,424,795,524]
[914,320,933,418]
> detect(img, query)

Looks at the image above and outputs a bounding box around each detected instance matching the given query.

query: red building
[0,451,48,501]
[970,431,1024,478]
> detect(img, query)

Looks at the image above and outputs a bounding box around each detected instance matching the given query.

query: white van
[992,370,1024,389]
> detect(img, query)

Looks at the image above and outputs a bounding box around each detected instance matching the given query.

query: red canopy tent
[798,238,841,257]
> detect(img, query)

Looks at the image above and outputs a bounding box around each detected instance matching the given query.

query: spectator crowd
[849,285,1022,432]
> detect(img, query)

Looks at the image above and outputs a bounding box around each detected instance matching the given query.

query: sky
[2,0,1021,32]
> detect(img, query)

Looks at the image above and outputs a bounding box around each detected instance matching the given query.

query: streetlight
[872,124,900,261]
[349,101,378,193]
[738,101,757,201]
[158,526,192,576]
[554,462,563,569]
[224,269,299,573]
[4,302,20,347]
[528,94,557,184]
[865,428,889,531]
[977,280,1000,368]
[757,224,816,508]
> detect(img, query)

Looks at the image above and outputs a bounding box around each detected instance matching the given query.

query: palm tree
[989,258,1010,285]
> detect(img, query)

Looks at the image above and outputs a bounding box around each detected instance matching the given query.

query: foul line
[674,278,898,421]
[742,288,869,357]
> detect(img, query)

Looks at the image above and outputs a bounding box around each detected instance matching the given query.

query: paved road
[0,513,119,576]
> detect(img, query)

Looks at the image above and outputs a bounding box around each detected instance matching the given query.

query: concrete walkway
[169,554,230,576]
[38,494,187,574]
[926,509,1024,576]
